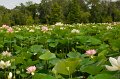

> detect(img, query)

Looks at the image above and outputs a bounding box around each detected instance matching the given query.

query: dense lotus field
[0,23,120,79]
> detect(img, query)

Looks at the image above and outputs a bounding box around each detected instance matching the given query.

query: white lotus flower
[106,26,113,30]
[29,29,35,32]
[0,60,5,69]
[55,22,64,26]
[8,72,12,79]
[5,61,11,67]
[71,29,80,34]
[2,51,12,57]
[105,56,120,71]
[60,27,65,30]
[0,60,11,69]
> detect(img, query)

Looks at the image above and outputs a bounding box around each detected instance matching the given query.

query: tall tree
[49,2,63,24]
[67,0,81,24]
[39,0,52,24]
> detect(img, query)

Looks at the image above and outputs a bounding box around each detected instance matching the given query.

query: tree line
[0,0,120,26]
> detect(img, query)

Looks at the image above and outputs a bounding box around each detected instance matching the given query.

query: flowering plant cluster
[0,23,119,79]
[1,24,14,33]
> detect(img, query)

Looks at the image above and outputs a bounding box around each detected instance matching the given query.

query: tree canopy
[0,0,120,26]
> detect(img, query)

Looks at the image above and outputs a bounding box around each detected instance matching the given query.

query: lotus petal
[117,56,120,66]
[109,57,118,67]
[105,65,118,71]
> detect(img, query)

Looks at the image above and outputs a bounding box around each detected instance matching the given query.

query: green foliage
[39,51,56,60]
[67,51,81,58]
[67,0,81,24]
[87,74,114,79]
[52,58,80,75]
[49,2,62,24]
[29,45,43,53]
[80,64,103,75]
[0,22,120,78]
[1,0,120,25]
[26,16,34,25]
[32,73,56,79]
[1,13,11,25]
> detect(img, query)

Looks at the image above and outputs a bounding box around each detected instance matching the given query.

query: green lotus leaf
[52,58,80,75]
[39,51,56,60]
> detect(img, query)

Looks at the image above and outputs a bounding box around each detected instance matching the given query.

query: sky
[0,0,41,9]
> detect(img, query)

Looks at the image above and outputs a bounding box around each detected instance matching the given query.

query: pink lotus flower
[7,27,14,33]
[26,66,36,75]
[85,49,96,58]
[2,24,9,29]
[41,26,48,32]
